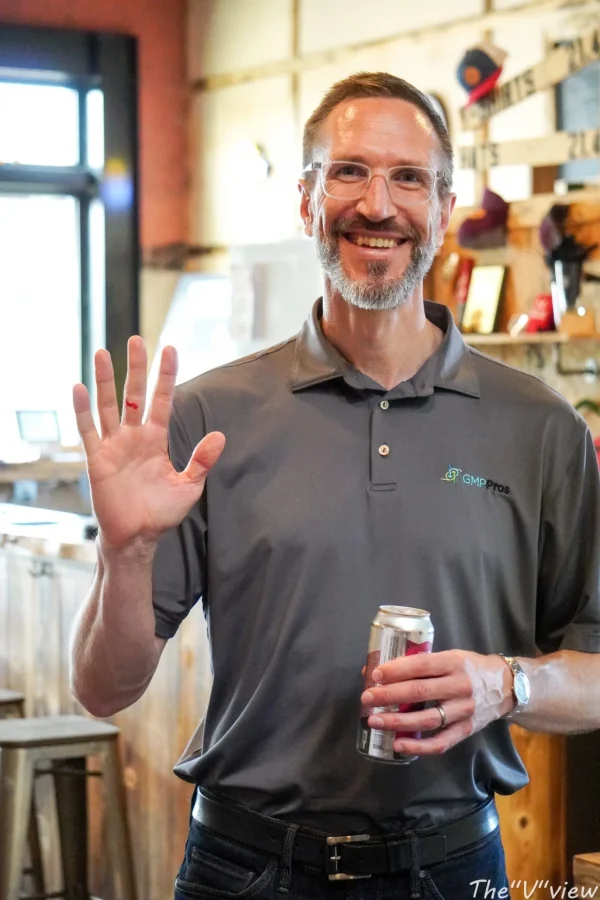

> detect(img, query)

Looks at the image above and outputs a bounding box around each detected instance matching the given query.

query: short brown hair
[303,71,453,197]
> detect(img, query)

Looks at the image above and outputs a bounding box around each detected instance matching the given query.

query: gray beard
[315,224,437,311]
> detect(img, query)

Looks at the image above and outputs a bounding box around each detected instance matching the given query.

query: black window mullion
[0,166,97,196]
[96,33,140,403]
[79,195,93,393]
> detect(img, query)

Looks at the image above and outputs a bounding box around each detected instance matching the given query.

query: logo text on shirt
[441,465,511,495]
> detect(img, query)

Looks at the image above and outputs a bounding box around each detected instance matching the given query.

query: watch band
[497,654,529,718]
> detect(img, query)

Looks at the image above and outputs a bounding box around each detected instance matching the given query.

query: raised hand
[73,336,225,549]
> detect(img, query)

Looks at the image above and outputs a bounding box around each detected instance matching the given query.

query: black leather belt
[192,790,499,881]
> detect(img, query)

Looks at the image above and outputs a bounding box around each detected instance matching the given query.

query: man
[71,73,600,899]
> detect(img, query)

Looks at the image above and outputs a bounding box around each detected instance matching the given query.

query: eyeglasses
[303,160,442,205]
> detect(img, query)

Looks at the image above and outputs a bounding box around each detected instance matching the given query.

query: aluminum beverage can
[357,605,434,764]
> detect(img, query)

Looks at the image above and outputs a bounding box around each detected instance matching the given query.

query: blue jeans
[174,807,510,900]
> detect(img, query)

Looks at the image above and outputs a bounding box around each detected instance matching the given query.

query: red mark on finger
[126,400,139,410]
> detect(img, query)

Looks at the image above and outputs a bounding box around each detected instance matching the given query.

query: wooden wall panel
[498,728,566,898]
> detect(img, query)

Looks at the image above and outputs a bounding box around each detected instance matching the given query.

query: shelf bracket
[554,343,599,377]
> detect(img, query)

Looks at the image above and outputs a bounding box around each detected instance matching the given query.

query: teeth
[353,236,397,248]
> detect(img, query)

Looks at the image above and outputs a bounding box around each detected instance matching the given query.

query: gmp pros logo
[441,465,511,495]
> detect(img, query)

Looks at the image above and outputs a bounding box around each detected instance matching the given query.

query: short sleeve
[536,426,600,654]
[152,400,207,639]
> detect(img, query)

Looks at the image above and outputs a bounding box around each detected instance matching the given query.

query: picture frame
[460,264,506,334]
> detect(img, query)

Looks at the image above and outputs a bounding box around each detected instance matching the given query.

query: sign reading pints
[460,25,600,131]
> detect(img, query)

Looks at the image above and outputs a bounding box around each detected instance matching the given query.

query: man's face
[300,97,455,311]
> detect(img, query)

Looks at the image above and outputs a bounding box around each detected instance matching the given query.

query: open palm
[73,337,225,549]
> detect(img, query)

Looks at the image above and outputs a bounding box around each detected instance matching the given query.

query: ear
[298,180,313,236]
[436,192,457,248]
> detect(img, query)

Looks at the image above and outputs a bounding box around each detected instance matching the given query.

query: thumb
[182,431,226,483]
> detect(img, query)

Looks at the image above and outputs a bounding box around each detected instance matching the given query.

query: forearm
[515,649,600,733]
[70,535,165,717]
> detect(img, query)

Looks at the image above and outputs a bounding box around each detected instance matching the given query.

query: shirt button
[379,444,390,457]
[379,400,389,410]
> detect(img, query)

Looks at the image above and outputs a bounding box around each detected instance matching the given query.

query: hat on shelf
[457,188,509,250]
[457,41,508,106]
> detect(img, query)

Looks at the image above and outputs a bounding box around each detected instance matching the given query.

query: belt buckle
[326,834,372,881]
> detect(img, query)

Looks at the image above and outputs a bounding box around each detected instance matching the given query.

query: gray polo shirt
[152,299,600,833]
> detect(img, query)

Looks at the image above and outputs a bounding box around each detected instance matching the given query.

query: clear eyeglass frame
[303,160,443,205]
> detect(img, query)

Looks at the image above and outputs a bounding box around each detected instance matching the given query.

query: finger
[392,719,473,756]
[368,698,475,734]
[95,349,120,438]
[362,673,472,708]
[122,336,147,425]
[73,384,101,456]
[147,345,177,429]
[373,650,455,683]
[181,432,226,484]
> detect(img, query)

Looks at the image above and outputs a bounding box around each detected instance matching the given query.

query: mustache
[331,216,422,241]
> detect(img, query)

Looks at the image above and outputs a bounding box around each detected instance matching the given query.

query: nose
[356,172,397,221]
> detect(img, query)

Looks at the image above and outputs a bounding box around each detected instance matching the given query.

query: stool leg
[26,800,46,896]
[0,747,34,900]
[53,757,90,900]
[101,740,138,900]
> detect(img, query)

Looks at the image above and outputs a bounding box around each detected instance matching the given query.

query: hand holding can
[357,606,434,764]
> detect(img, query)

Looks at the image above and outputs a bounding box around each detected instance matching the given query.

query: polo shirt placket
[371,395,396,491]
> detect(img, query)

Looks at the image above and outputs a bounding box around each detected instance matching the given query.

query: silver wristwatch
[498,654,530,718]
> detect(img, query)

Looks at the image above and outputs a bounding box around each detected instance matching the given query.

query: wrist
[97,531,158,566]
[485,653,516,719]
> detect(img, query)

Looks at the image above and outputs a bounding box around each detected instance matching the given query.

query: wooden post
[473,0,495,198]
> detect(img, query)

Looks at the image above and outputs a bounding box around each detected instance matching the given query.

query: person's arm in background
[70,337,224,716]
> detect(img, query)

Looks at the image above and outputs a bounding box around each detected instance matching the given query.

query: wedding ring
[436,703,447,729]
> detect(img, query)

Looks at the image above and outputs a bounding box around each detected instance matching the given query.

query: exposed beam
[192,0,589,93]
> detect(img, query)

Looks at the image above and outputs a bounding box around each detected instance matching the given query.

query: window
[0,25,139,461]
[0,194,81,454]
[0,82,80,166]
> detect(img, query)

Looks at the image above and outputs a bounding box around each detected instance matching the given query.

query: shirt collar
[290,299,480,399]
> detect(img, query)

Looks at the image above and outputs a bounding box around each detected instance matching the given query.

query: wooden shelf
[463,332,597,346]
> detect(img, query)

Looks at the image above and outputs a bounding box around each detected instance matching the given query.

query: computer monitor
[16,410,61,457]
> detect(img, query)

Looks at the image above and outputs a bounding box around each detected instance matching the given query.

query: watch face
[514,671,530,705]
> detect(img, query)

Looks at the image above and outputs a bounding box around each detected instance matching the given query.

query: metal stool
[0,690,26,720]
[0,690,45,897]
[0,715,137,900]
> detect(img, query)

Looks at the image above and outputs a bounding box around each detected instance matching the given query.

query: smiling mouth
[343,234,408,249]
